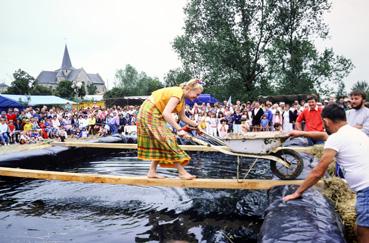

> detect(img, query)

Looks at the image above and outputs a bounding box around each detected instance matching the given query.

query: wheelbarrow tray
[222,131,289,154]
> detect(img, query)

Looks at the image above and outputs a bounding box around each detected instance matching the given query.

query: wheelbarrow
[191,131,304,180]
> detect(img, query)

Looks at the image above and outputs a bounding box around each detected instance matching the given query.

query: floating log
[0,167,304,190]
[52,142,323,155]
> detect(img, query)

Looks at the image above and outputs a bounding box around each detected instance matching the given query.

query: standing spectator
[232,109,242,134]
[251,101,264,131]
[346,90,369,136]
[109,112,120,134]
[295,95,324,144]
[207,113,218,136]
[264,104,273,127]
[272,110,282,130]
[6,108,16,122]
[282,104,293,132]
[0,118,10,145]
[0,111,6,121]
[260,114,269,131]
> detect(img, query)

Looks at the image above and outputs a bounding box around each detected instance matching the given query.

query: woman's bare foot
[174,162,196,180]
[178,172,196,180]
[147,172,166,179]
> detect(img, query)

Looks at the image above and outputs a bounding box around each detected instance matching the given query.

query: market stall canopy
[185,94,219,106]
[0,95,24,112]
[0,94,75,106]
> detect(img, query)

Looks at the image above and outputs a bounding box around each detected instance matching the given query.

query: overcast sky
[0,0,368,91]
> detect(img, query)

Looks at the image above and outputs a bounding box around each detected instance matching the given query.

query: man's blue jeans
[0,132,9,144]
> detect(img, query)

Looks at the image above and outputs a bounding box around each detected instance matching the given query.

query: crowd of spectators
[0,91,368,147]
[0,104,139,146]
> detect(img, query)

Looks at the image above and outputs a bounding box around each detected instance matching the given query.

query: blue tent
[185,94,219,107]
[0,95,23,112]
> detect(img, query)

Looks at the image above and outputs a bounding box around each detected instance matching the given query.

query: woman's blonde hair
[180,79,204,91]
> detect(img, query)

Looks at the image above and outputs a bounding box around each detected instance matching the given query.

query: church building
[36,45,106,94]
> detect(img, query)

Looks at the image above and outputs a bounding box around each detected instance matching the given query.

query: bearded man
[346,90,369,136]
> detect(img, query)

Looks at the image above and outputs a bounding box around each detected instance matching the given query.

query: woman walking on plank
[137,79,204,180]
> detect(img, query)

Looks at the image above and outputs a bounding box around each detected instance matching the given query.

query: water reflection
[0,152,271,242]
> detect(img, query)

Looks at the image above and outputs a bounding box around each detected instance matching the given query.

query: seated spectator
[274,122,282,131]
[218,119,229,138]
[241,118,250,135]
[58,127,67,142]
[23,119,32,133]
[7,120,16,144]
[19,131,30,145]
[0,118,10,145]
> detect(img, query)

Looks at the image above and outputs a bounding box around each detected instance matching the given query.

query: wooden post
[0,167,304,190]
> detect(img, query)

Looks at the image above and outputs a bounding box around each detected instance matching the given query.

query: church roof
[61,45,74,70]
[67,69,82,81]
[36,71,57,84]
[36,45,106,87]
[87,73,105,84]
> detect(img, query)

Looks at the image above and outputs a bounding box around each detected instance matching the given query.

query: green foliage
[266,0,353,96]
[110,64,164,98]
[173,0,353,99]
[104,87,127,99]
[30,83,53,95]
[75,81,86,98]
[54,80,75,99]
[352,80,369,99]
[87,83,97,95]
[5,69,35,94]
[336,81,346,99]
[164,68,192,87]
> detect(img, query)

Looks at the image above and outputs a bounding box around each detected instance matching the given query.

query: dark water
[0,152,271,242]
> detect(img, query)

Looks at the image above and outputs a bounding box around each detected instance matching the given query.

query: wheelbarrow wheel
[270,149,304,180]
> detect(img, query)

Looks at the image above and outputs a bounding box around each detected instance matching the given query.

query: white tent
[0,94,76,106]
[83,95,104,101]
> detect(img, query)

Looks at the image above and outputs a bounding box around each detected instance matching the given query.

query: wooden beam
[0,167,303,190]
[52,141,323,155]
[52,142,227,152]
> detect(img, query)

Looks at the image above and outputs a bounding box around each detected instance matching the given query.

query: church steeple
[61,44,73,70]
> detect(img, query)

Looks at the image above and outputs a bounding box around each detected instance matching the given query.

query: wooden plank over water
[52,141,323,155]
[0,167,303,190]
[52,141,227,152]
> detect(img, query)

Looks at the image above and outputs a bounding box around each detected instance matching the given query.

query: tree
[173,0,280,99]
[87,83,97,95]
[113,64,164,97]
[164,68,192,87]
[335,81,346,99]
[352,80,369,99]
[104,87,127,99]
[265,1,353,96]
[75,81,86,99]
[5,69,35,94]
[54,80,75,99]
[173,0,353,100]
[115,64,140,95]
[30,83,53,95]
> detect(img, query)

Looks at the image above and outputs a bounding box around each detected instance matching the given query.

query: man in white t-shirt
[283,103,369,243]
[346,90,369,136]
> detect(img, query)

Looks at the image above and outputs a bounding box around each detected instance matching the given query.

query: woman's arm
[179,106,197,127]
[162,97,183,131]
